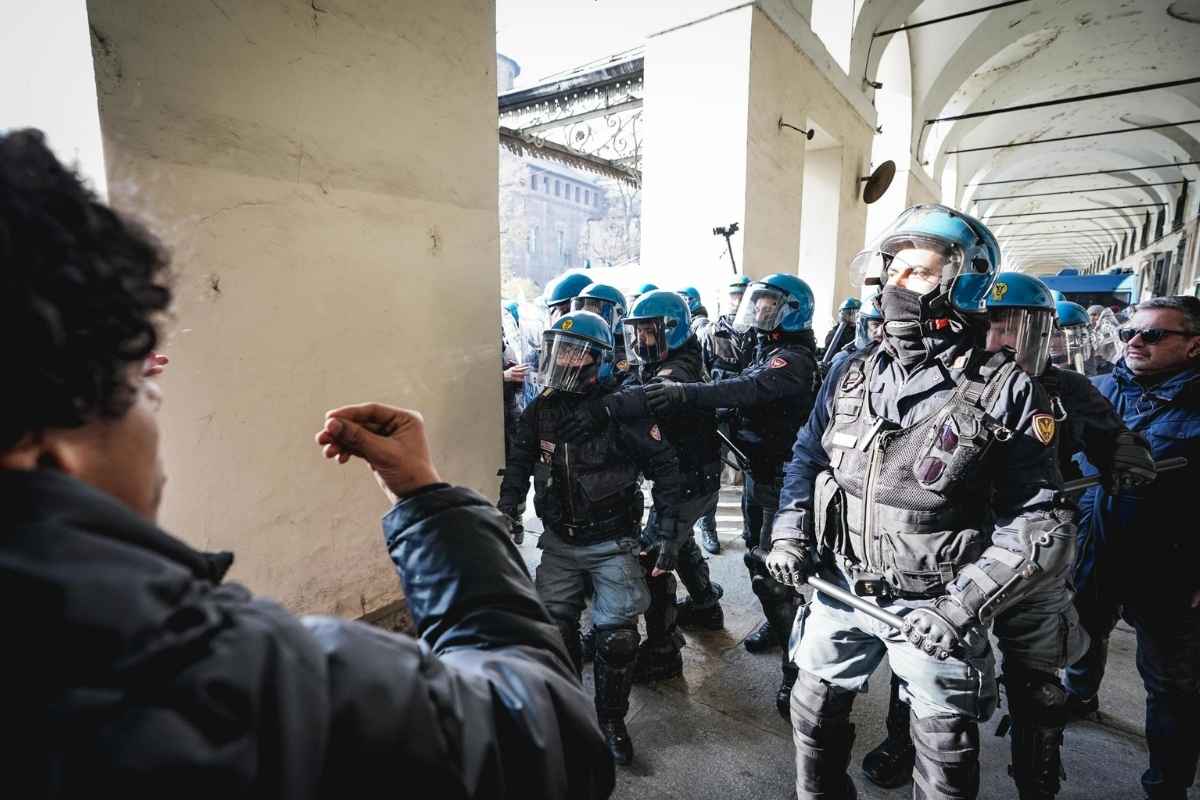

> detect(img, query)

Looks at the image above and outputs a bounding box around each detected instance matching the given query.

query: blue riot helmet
[1050,289,1066,301]
[677,286,703,315]
[726,275,751,315]
[571,283,628,330]
[629,281,659,306]
[1051,300,1094,373]
[984,272,1057,376]
[622,290,691,366]
[733,273,815,333]
[854,286,884,350]
[850,204,1000,316]
[538,310,614,392]
[543,270,594,323]
[839,297,862,312]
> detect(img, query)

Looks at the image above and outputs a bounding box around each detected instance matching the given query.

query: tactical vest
[532,393,643,543]
[738,345,818,480]
[818,346,1018,597]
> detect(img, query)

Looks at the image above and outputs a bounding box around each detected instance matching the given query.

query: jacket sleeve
[619,419,684,520]
[773,351,847,540]
[1058,368,1126,469]
[947,369,1077,625]
[685,351,812,410]
[497,402,538,514]
[307,485,615,798]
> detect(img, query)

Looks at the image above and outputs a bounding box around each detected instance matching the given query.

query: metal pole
[974,180,1185,202]
[986,203,1166,219]
[874,0,1031,37]
[947,119,1200,156]
[971,160,1200,186]
[928,77,1200,125]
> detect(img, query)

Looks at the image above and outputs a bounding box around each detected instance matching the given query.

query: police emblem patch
[617,360,629,372]
[769,356,787,369]
[649,424,662,441]
[560,319,574,331]
[991,282,1009,302]
[842,371,864,391]
[1031,413,1056,445]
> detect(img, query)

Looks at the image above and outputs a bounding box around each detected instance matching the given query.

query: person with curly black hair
[0,129,614,798]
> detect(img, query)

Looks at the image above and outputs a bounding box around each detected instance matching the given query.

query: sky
[496,0,736,89]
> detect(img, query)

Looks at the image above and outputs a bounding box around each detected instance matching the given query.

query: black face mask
[879,285,924,324]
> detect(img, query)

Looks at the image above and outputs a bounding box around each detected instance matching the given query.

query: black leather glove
[1106,430,1156,494]
[644,380,690,415]
[497,504,522,542]
[654,537,682,573]
[901,596,980,661]
[559,398,609,444]
[765,540,814,587]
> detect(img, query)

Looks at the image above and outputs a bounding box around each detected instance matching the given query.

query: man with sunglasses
[767,205,1075,800]
[1065,296,1200,800]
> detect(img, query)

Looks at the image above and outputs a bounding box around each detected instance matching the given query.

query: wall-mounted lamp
[864,79,883,90]
[778,116,815,139]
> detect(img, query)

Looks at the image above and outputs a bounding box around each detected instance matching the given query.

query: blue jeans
[535,530,650,629]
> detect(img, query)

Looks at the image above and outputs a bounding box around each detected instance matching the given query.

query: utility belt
[833,556,950,602]
[551,492,643,546]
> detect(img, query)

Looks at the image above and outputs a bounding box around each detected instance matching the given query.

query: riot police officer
[768,205,1075,800]
[695,275,757,555]
[560,290,725,679]
[544,270,595,324]
[821,297,861,361]
[573,282,631,378]
[629,281,659,307]
[1051,301,1094,375]
[677,286,710,335]
[497,310,689,765]
[859,272,1155,798]
[641,273,820,717]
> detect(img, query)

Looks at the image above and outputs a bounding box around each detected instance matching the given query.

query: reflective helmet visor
[622,318,672,365]
[854,316,885,350]
[572,296,619,329]
[538,331,607,392]
[987,307,1055,376]
[733,285,788,333]
[1050,324,1093,373]
[502,308,524,364]
[726,288,745,314]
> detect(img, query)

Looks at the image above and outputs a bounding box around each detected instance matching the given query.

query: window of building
[557,229,565,258]
[574,186,581,203]
[584,190,591,205]
[554,180,561,197]
[528,226,538,254]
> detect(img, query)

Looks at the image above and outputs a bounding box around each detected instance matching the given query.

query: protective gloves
[644,380,691,414]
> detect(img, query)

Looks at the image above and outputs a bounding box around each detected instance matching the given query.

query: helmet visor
[854,316,885,350]
[987,308,1055,376]
[733,285,788,333]
[622,317,671,365]
[572,296,619,329]
[1050,324,1093,373]
[538,332,606,392]
[726,288,746,315]
[502,309,524,364]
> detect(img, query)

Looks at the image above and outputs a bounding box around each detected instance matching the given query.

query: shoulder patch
[540,387,555,397]
[617,359,629,372]
[649,424,662,441]
[769,355,788,369]
[1031,413,1056,445]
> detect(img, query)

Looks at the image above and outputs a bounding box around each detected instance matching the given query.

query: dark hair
[1137,295,1200,335]
[0,129,172,450]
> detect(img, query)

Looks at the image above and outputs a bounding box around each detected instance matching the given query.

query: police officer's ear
[1187,335,1200,361]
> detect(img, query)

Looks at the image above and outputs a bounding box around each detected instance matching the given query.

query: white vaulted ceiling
[846,0,1200,271]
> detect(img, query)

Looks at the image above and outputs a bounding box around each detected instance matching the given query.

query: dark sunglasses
[1118,327,1194,344]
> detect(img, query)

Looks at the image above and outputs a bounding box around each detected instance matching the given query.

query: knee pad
[910,713,980,799]
[791,669,856,736]
[1003,670,1067,726]
[596,625,640,665]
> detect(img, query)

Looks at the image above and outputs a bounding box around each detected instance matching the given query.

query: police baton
[746,547,906,632]
[716,428,750,471]
[1061,456,1186,493]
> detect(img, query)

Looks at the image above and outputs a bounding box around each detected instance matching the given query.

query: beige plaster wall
[747,10,873,320]
[88,0,501,617]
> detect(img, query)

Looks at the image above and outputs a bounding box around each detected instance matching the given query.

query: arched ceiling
[849,0,1200,273]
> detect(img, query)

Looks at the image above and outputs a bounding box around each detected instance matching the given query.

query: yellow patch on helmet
[991,282,1009,302]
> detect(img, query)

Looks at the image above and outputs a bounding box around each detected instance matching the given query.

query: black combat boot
[700,525,721,554]
[744,619,775,653]
[675,582,725,631]
[862,673,916,788]
[1004,671,1068,800]
[594,627,640,765]
[634,569,684,683]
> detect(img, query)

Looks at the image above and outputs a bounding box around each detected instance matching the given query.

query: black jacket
[1,469,613,799]
[687,331,818,480]
[604,337,721,498]
[498,383,684,540]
